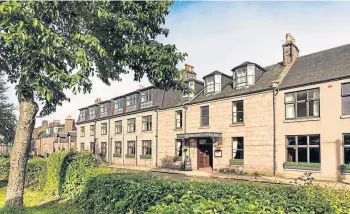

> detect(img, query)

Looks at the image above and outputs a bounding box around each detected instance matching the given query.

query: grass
[0,180,81,214]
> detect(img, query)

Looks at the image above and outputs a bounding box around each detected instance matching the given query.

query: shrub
[25,158,47,189]
[0,158,10,181]
[76,172,350,214]
[113,153,121,158]
[60,151,103,200]
[229,158,244,165]
[0,152,10,159]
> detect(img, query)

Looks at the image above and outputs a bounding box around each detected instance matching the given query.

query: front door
[197,143,212,169]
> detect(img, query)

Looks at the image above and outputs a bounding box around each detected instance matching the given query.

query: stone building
[33,116,76,155]
[76,33,350,181]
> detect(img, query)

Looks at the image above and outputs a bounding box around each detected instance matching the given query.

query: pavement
[107,165,350,189]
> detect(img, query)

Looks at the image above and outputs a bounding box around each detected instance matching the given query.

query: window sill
[142,130,153,133]
[198,126,210,129]
[340,115,350,119]
[284,117,320,123]
[229,123,244,127]
[173,128,183,131]
[126,132,136,134]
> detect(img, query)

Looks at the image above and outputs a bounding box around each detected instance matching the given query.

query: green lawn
[0,181,81,214]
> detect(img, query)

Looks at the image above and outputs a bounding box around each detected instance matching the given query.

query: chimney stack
[282,33,299,66]
[95,98,101,104]
[64,116,75,133]
[42,120,48,128]
[183,64,196,81]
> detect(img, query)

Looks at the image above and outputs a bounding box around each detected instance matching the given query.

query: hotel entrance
[197,138,213,171]
[177,132,222,172]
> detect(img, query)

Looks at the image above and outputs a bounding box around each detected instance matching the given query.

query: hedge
[75,172,350,214]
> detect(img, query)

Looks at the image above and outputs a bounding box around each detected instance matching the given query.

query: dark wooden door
[198,146,210,168]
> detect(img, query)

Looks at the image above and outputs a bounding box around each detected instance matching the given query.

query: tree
[0,1,186,207]
[0,75,17,146]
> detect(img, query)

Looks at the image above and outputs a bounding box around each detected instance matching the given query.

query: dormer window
[89,107,95,116]
[141,90,152,103]
[100,104,107,114]
[115,99,123,110]
[183,81,195,100]
[127,94,137,106]
[204,74,221,95]
[233,64,255,89]
[80,110,85,118]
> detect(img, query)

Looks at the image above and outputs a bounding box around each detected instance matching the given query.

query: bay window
[141,90,152,103]
[127,94,137,106]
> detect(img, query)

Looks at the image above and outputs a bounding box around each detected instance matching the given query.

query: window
[285,88,320,119]
[175,110,183,129]
[342,83,350,115]
[200,106,209,127]
[286,135,320,164]
[344,134,350,164]
[90,125,95,136]
[233,66,255,88]
[141,90,152,103]
[80,142,85,151]
[101,142,107,155]
[114,99,123,110]
[115,141,122,155]
[100,104,107,114]
[115,120,122,134]
[127,141,135,154]
[90,142,95,154]
[126,94,137,106]
[206,76,215,93]
[80,110,85,118]
[232,137,244,160]
[101,123,107,135]
[127,118,136,133]
[89,108,95,116]
[236,69,247,87]
[232,101,244,123]
[142,116,152,131]
[142,140,152,155]
[205,75,221,94]
[175,139,183,157]
[80,126,85,137]
[183,81,195,99]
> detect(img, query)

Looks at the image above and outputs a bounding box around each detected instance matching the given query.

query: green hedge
[75,172,350,214]
[284,162,321,169]
[0,158,10,181]
[25,158,47,189]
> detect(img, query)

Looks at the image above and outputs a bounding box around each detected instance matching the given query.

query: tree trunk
[5,92,38,208]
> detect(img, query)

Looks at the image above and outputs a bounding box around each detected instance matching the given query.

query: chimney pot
[95,98,101,104]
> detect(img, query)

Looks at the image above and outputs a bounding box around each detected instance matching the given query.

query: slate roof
[190,63,284,104]
[231,61,267,72]
[202,70,231,79]
[280,43,350,89]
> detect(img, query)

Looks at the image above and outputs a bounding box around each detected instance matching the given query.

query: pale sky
[5,1,350,127]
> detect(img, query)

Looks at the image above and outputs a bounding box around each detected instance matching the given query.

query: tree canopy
[0,0,186,115]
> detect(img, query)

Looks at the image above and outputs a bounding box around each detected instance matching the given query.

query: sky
[5,1,350,127]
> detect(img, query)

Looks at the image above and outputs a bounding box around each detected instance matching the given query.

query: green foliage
[140,154,152,159]
[113,153,121,157]
[340,164,350,171]
[76,172,350,214]
[0,76,16,145]
[125,154,135,158]
[0,1,187,116]
[229,158,244,165]
[25,158,47,189]
[60,152,103,200]
[284,162,321,168]
[0,158,10,181]
[0,152,10,159]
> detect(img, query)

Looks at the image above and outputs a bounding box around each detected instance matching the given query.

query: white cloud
[5,2,350,127]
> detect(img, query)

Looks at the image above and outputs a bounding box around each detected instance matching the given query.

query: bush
[76,172,350,214]
[25,158,47,189]
[0,158,10,181]
[0,152,10,158]
[60,151,103,200]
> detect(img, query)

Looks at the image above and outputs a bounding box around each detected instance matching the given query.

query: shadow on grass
[0,180,7,189]
[0,200,80,214]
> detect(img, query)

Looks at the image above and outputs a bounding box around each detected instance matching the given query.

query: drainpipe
[94,121,96,154]
[108,118,112,163]
[272,87,279,177]
[155,109,159,167]
[122,121,125,165]
[135,136,138,166]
